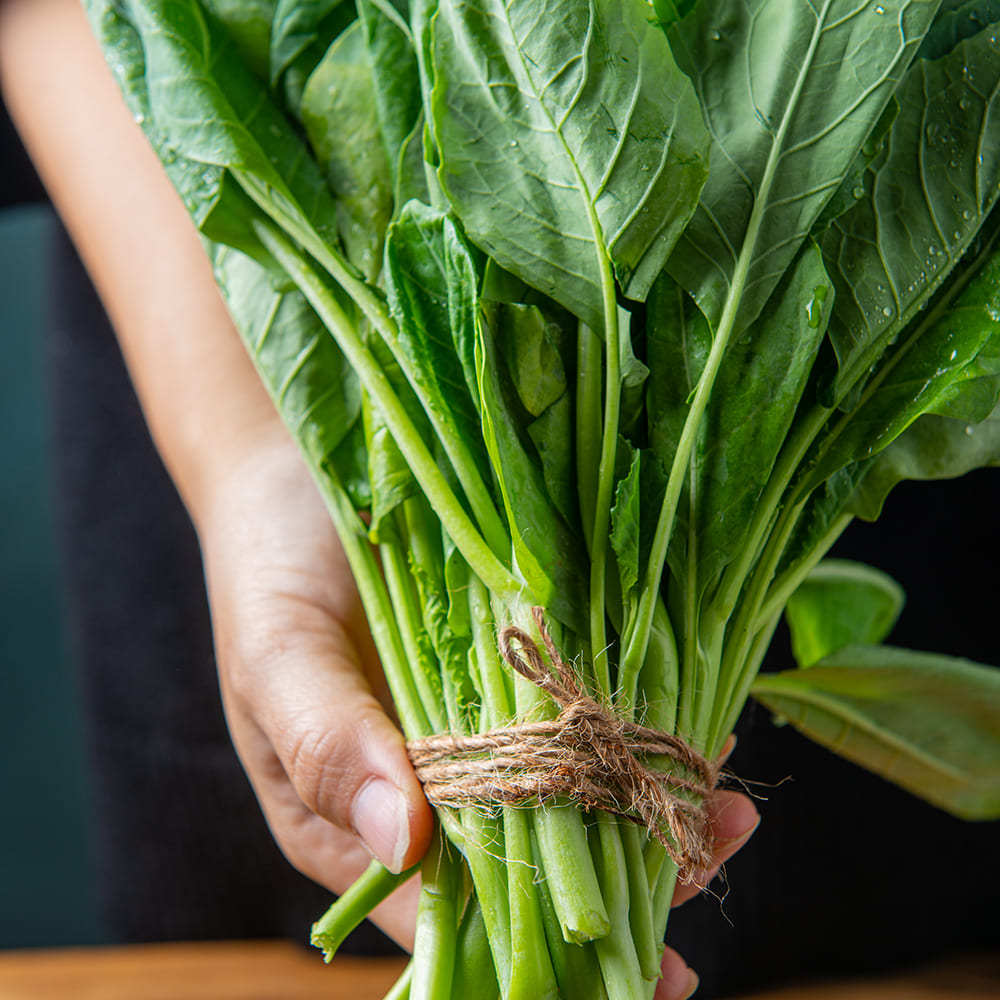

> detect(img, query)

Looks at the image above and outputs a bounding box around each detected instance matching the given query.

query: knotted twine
[406,607,720,879]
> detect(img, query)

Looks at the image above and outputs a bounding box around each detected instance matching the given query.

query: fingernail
[351,778,410,873]
[681,968,700,1000]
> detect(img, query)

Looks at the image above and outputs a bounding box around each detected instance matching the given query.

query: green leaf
[300,20,393,280]
[364,394,417,542]
[207,243,363,473]
[485,300,578,526]
[201,0,276,80]
[427,0,709,327]
[812,98,900,237]
[666,0,935,334]
[695,243,833,588]
[498,307,567,419]
[610,448,642,600]
[821,25,1000,403]
[648,244,833,590]
[646,274,711,484]
[476,304,587,630]
[270,0,350,84]
[107,0,344,265]
[357,0,422,191]
[86,0,233,239]
[650,0,698,30]
[917,0,1000,59]
[752,646,1000,820]
[383,203,492,487]
[803,216,1000,494]
[784,560,905,668]
[849,402,1000,519]
[526,395,576,529]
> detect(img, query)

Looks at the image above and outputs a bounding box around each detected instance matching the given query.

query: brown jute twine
[406,607,720,878]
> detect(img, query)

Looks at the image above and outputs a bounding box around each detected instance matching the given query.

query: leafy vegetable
[86,0,1000,998]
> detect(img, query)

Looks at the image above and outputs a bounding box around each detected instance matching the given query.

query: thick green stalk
[411,832,461,1000]
[311,859,419,962]
[592,814,644,1000]
[649,855,680,999]
[451,897,501,1000]
[503,806,559,1000]
[532,801,610,944]
[500,605,610,943]
[533,835,609,1000]
[250,216,521,604]
[458,809,512,992]
[623,824,659,981]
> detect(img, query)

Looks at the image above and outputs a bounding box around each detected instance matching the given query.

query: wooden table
[0,942,996,999]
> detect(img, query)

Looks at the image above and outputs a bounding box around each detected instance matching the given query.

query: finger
[226,699,425,948]
[671,790,759,907]
[221,597,435,878]
[717,733,737,766]
[655,945,700,1000]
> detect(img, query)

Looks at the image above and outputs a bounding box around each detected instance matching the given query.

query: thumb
[218,598,433,886]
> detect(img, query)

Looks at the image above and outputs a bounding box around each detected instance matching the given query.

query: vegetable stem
[250,216,521,603]
[311,860,419,962]
[411,831,461,1000]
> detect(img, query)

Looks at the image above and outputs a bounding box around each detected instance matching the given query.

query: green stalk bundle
[87,1,1000,997]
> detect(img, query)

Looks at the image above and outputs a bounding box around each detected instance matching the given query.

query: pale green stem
[381,535,448,734]
[312,471,431,739]
[411,832,460,1000]
[250,216,521,605]
[621,11,834,683]
[311,860,418,962]
[757,512,854,625]
[576,323,604,558]
[592,814,644,1000]
[623,825,659,981]
[589,307,624,699]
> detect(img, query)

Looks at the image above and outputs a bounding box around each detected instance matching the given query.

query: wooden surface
[0,941,996,999]
[0,942,407,1000]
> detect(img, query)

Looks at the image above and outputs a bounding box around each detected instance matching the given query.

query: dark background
[0,160,106,945]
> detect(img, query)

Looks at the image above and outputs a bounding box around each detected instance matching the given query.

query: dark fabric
[0,101,46,208]
[665,474,1000,997]
[43,221,398,955]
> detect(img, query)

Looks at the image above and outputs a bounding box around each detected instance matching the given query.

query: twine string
[407,607,720,876]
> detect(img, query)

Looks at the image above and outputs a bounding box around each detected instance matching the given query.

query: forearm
[0,0,282,529]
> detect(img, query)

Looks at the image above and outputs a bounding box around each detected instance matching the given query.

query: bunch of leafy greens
[86,0,1000,997]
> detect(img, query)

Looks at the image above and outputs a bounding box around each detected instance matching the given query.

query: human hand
[198,428,434,948]
[199,427,760,987]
